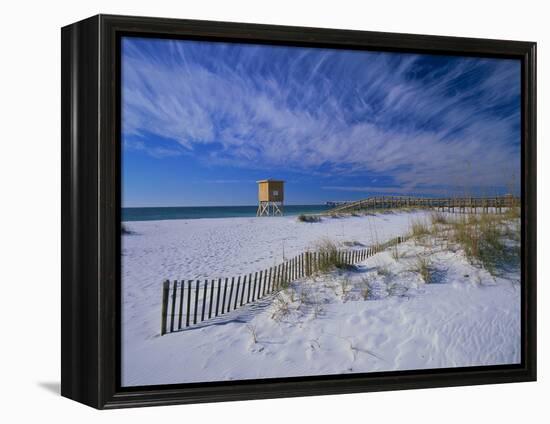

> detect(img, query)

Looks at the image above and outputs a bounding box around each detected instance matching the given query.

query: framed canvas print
[61,14,536,409]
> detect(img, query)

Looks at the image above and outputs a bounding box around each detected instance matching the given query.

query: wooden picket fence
[160,235,406,335]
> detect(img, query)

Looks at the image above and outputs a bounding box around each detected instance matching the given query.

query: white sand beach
[121,211,520,386]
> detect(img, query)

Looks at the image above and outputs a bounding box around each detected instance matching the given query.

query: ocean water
[122,204,331,222]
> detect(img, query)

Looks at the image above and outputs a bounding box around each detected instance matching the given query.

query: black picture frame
[61,14,537,409]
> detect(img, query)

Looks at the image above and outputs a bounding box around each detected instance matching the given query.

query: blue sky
[122,37,521,207]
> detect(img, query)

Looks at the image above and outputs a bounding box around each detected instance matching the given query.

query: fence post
[288,259,291,282]
[290,258,294,281]
[234,276,241,310]
[161,280,170,336]
[247,273,253,303]
[221,277,229,314]
[315,252,319,272]
[201,280,208,322]
[265,268,271,295]
[215,278,221,316]
[208,279,214,319]
[252,272,258,301]
[240,275,247,306]
[227,277,235,313]
[257,270,263,299]
[170,280,177,333]
[178,280,184,330]
[257,270,263,300]
[285,260,290,284]
[186,280,192,327]
[289,259,293,281]
[193,280,200,325]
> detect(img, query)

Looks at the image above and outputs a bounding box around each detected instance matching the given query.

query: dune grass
[415,256,433,283]
[449,214,513,275]
[410,217,431,239]
[297,214,321,223]
[316,239,347,272]
[418,210,520,276]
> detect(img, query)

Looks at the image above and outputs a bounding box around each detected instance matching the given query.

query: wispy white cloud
[121,38,521,193]
[123,139,184,159]
[322,185,497,196]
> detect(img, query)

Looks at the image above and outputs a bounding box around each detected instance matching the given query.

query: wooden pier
[324,194,519,215]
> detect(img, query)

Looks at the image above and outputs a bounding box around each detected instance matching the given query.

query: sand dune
[121,212,520,386]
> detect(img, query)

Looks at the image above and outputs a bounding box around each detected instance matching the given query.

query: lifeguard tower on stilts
[256,179,285,216]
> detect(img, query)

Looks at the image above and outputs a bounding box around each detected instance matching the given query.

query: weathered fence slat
[251,272,257,302]
[178,280,185,329]
[262,270,266,297]
[161,280,170,336]
[215,278,221,317]
[193,280,199,325]
[221,278,229,314]
[234,276,241,310]
[208,279,214,319]
[267,267,273,293]
[201,280,208,322]
[241,275,246,306]
[275,264,281,289]
[246,273,252,303]
[227,277,235,313]
[289,259,292,282]
[186,280,191,327]
[257,270,263,300]
[170,280,177,333]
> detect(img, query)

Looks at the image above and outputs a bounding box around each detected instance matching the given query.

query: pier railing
[160,236,406,335]
[324,195,519,215]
